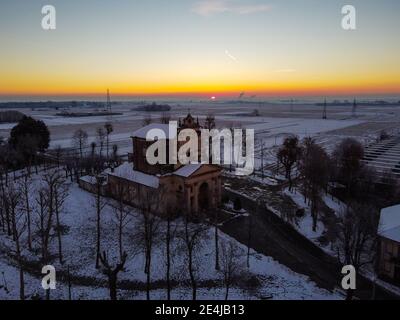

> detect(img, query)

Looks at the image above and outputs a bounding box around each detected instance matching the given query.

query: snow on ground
[247,117,363,150]
[247,117,367,173]
[322,194,346,216]
[246,117,363,135]
[282,188,324,241]
[0,171,342,300]
[0,123,17,130]
[49,132,134,149]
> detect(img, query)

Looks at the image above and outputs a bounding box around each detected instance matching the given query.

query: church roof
[379,204,400,243]
[173,164,203,177]
[131,123,176,139]
[108,162,160,189]
[173,164,221,178]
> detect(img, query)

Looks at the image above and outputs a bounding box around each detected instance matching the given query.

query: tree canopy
[9,116,50,152]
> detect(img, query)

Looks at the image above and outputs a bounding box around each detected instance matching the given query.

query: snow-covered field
[0,171,342,300]
[3,101,398,169]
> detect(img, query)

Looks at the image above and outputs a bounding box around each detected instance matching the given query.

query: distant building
[81,114,222,216]
[378,204,400,284]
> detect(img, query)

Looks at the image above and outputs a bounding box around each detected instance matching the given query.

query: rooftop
[79,175,108,185]
[108,162,160,189]
[379,204,400,242]
[173,164,203,177]
[131,123,176,140]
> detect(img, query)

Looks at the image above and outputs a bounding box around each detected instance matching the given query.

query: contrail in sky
[225,50,238,62]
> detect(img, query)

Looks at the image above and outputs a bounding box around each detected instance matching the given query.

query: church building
[106,114,222,216]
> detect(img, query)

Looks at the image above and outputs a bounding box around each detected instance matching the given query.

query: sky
[0,0,399,100]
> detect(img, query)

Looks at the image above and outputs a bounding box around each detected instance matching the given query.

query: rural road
[221,176,398,300]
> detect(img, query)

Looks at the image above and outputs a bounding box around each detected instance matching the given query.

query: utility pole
[322,99,327,119]
[352,99,357,118]
[261,141,264,180]
[106,89,112,113]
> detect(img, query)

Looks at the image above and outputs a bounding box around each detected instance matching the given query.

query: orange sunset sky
[0,0,399,99]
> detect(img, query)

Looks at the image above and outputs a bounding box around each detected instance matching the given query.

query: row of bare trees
[57,125,122,183]
[1,169,248,300]
[278,135,399,230]
[0,169,69,300]
[91,179,244,301]
[72,123,115,160]
[277,136,389,300]
[336,202,379,300]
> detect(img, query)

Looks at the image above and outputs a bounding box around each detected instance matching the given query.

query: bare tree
[160,112,171,124]
[112,144,119,165]
[17,172,33,250]
[99,251,127,300]
[111,181,131,260]
[104,123,114,159]
[180,214,208,300]
[96,128,106,157]
[277,135,302,190]
[0,142,11,187]
[335,202,378,300]
[35,188,49,262]
[246,215,253,269]
[142,114,153,126]
[6,182,26,300]
[299,139,330,231]
[219,241,242,300]
[136,187,162,300]
[90,142,97,157]
[54,145,63,168]
[34,171,67,264]
[54,174,69,264]
[332,138,364,199]
[165,212,173,300]
[0,180,5,233]
[160,207,177,300]
[72,129,88,159]
[204,113,216,130]
[214,209,220,271]
[93,175,107,268]
[67,265,72,300]
[0,172,12,235]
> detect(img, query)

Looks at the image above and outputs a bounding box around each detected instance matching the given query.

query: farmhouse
[378,204,400,284]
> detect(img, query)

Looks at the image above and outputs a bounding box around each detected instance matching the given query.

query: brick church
[106,114,222,216]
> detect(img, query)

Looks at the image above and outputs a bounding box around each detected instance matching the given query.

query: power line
[106,89,112,113]
[352,98,357,118]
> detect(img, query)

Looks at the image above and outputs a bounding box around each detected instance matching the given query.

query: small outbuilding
[378,204,400,284]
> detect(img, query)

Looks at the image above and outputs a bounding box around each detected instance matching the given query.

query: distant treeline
[133,102,171,112]
[57,111,123,117]
[0,101,110,110]
[0,110,25,123]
